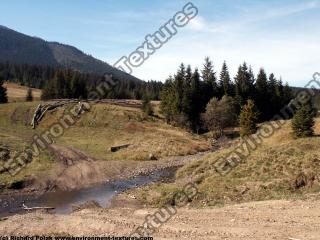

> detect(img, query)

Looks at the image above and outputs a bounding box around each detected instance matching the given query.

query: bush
[142,94,154,116]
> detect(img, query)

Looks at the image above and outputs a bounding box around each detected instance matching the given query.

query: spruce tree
[41,77,55,100]
[234,63,254,106]
[283,82,293,106]
[182,65,192,124]
[266,73,281,118]
[190,68,202,132]
[202,57,217,103]
[185,65,192,87]
[26,88,33,102]
[0,75,8,104]
[54,70,66,98]
[239,99,259,137]
[174,63,186,114]
[160,76,176,122]
[291,101,315,138]
[255,68,269,120]
[219,61,233,96]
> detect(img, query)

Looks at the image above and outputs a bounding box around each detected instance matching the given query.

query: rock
[149,153,157,160]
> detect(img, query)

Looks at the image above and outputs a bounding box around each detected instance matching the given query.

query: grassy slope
[55,104,209,161]
[135,119,320,207]
[4,82,42,102]
[0,101,54,186]
[0,101,209,186]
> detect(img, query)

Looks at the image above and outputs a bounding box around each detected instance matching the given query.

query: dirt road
[1,198,319,239]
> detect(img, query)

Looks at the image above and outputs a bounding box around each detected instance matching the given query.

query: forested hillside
[0,25,140,82]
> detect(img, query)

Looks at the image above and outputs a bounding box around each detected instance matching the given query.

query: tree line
[160,57,293,133]
[0,62,56,89]
[0,62,163,101]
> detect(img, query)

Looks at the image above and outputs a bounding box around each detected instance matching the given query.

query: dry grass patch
[4,82,41,102]
[0,101,210,188]
[54,104,210,161]
[135,118,320,207]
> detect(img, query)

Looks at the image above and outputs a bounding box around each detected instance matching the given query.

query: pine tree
[255,68,269,120]
[219,61,233,96]
[202,57,217,103]
[190,68,202,132]
[182,65,192,125]
[234,63,254,106]
[53,71,63,98]
[291,101,315,138]
[239,99,259,137]
[283,82,293,106]
[174,63,186,114]
[185,65,192,87]
[26,88,33,102]
[267,73,281,118]
[41,77,55,100]
[0,75,8,104]
[160,76,175,122]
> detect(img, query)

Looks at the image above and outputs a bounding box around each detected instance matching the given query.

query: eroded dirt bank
[0,143,211,217]
[1,198,320,239]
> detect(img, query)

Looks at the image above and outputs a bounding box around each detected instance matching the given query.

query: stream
[0,167,176,218]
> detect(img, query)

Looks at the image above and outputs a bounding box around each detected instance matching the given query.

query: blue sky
[0,0,319,86]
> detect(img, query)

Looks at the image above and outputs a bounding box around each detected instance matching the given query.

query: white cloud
[127,1,320,87]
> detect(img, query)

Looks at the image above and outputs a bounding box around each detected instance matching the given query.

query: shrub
[142,94,154,116]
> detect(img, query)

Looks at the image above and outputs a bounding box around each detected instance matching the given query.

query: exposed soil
[42,144,211,192]
[1,198,320,239]
[0,142,212,217]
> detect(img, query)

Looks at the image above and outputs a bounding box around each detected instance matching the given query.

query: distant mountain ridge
[0,25,141,82]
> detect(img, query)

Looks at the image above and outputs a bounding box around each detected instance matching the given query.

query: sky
[0,0,319,87]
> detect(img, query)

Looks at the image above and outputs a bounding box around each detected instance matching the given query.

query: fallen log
[31,100,85,129]
[110,144,130,152]
[31,104,42,129]
[22,203,55,211]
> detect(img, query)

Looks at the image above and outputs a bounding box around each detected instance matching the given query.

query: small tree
[203,97,220,136]
[291,101,315,138]
[26,88,33,102]
[203,95,237,138]
[0,76,8,104]
[239,99,258,137]
[142,94,154,116]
